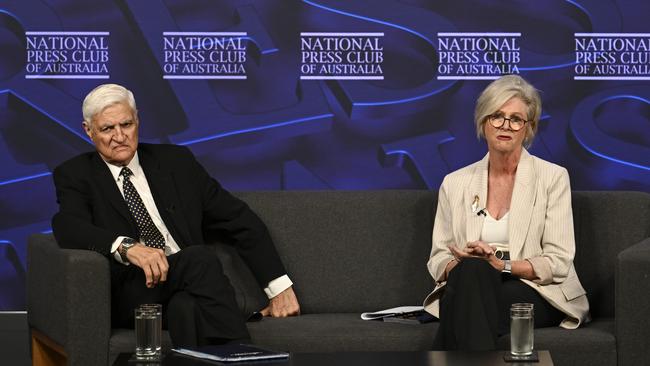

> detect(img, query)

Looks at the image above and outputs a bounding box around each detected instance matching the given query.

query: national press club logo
[574,33,650,80]
[162,32,247,79]
[436,32,521,80]
[300,32,384,80]
[25,31,109,79]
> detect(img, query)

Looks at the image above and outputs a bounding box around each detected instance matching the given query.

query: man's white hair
[82,84,137,127]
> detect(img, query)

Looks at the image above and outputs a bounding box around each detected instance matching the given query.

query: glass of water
[510,303,534,356]
[134,304,162,360]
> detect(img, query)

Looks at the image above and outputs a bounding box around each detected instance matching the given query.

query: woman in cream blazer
[425,75,590,351]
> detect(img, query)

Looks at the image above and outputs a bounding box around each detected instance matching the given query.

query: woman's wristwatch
[502,259,512,274]
[118,238,136,262]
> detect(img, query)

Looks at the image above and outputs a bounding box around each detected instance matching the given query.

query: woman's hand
[448,244,474,261]
[448,241,492,260]
[449,243,538,279]
[465,241,494,257]
[449,241,505,272]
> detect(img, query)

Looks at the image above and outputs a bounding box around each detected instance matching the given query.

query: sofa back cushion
[236,190,437,314]
[225,190,650,319]
[571,191,650,318]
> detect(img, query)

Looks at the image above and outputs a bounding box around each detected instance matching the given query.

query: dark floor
[0,311,30,365]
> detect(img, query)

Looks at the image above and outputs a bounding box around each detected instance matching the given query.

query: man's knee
[180,244,217,257]
[167,291,197,316]
[176,245,222,269]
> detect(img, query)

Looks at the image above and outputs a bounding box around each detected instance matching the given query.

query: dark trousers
[111,245,250,347]
[433,258,564,351]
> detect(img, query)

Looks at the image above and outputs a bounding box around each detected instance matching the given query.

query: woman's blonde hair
[474,75,541,148]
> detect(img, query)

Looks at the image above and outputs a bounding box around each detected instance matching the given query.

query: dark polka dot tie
[120,167,165,249]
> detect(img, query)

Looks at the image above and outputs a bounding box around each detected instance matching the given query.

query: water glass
[510,303,534,356]
[134,303,162,360]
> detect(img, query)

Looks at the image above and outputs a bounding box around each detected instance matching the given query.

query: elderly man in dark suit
[52,83,300,347]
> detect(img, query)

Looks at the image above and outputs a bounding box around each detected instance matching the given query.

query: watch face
[122,238,135,247]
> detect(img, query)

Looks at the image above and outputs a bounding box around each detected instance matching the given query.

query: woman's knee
[458,257,495,274]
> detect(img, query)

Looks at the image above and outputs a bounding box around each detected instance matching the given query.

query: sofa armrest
[27,233,112,366]
[616,237,650,366]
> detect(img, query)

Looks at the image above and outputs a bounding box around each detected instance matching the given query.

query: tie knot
[120,167,134,179]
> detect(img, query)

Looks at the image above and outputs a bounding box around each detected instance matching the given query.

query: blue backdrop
[0,0,649,310]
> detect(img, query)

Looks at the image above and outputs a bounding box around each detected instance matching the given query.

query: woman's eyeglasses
[487,114,528,131]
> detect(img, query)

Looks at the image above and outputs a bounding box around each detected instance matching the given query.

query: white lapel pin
[471,195,479,213]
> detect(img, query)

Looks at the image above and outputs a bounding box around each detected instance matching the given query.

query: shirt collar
[103,151,142,182]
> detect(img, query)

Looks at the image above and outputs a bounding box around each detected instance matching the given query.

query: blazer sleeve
[188,151,287,288]
[428,176,456,283]
[527,168,576,285]
[51,165,121,256]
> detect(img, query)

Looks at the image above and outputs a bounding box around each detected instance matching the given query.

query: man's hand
[125,243,169,288]
[260,286,300,317]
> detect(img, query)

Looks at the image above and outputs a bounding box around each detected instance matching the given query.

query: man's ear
[82,121,92,138]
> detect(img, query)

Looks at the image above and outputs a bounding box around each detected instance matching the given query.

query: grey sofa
[27,190,650,366]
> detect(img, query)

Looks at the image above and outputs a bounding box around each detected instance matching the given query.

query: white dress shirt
[105,152,291,298]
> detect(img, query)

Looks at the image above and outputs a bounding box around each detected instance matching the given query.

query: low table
[114,350,553,365]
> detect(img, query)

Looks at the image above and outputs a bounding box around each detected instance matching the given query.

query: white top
[103,152,291,299]
[480,210,510,253]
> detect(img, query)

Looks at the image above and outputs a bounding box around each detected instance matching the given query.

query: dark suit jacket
[52,143,286,287]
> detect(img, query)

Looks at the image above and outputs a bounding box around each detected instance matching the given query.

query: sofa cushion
[571,191,650,318]
[236,191,437,314]
[248,313,437,352]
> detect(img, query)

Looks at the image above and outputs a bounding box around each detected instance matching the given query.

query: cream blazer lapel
[464,154,488,243]
[508,149,538,260]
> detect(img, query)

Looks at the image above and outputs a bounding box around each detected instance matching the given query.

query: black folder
[172,344,289,363]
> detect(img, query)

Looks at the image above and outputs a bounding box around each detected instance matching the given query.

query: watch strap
[118,238,135,262]
[503,259,512,273]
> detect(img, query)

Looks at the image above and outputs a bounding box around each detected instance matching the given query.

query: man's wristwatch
[118,238,136,262]
[502,259,512,274]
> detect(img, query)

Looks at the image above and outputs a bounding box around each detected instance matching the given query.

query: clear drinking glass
[510,303,534,356]
[134,304,162,360]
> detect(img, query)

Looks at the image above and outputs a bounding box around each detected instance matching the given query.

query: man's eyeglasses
[487,114,528,131]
